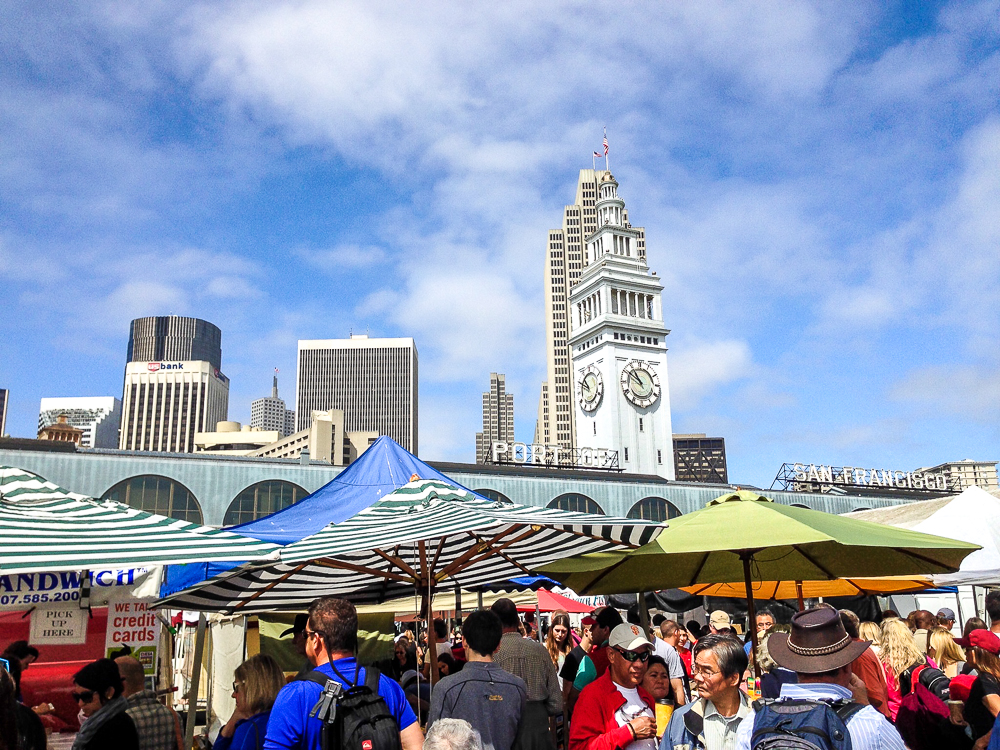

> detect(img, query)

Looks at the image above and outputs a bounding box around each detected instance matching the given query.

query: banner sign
[29,607,88,645]
[0,568,150,611]
[105,597,160,676]
[489,441,621,471]
[772,463,955,495]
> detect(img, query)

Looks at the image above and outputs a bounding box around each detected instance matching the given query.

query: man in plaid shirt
[116,656,183,750]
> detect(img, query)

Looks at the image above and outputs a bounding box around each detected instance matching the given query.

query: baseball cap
[956,629,1000,655]
[280,613,309,638]
[936,607,956,621]
[709,610,732,629]
[609,623,651,651]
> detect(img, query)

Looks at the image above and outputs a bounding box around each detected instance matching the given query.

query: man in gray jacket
[429,609,528,750]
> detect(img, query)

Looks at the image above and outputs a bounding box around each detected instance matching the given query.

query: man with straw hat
[734,605,904,750]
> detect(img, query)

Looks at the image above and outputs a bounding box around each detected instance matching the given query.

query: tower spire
[272,368,279,398]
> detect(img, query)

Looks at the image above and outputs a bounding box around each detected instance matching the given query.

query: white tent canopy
[846,486,1000,586]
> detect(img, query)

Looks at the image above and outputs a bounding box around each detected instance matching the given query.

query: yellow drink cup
[655,699,674,737]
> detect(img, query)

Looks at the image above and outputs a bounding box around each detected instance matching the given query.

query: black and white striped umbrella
[0,467,280,573]
[156,478,663,613]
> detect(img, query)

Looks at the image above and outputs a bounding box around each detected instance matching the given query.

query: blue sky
[1,1,998,487]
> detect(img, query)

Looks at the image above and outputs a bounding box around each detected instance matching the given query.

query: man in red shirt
[840,610,890,718]
[569,623,657,750]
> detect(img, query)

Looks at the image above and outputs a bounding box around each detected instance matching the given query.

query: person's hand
[220,708,250,738]
[848,673,869,705]
[628,716,657,741]
[31,703,53,716]
[973,732,991,750]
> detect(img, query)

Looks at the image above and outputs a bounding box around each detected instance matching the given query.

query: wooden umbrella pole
[796,581,805,612]
[741,553,760,680]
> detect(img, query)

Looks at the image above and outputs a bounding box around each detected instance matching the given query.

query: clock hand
[630,372,642,387]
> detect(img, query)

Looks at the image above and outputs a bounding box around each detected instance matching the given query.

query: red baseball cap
[950,674,976,702]
[581,615,597,626]
[956,629,1000,655]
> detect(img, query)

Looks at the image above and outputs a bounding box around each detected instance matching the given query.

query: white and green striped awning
[0,467,280,573]
[157,478,664,613]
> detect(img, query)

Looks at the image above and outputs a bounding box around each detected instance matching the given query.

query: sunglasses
[72,690,95,703]
[613,647,650,663]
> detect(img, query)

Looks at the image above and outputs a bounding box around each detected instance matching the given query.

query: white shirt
[614,684,657,750]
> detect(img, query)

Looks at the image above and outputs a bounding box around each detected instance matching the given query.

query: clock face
[620,360,660,408]
[578,366,603,412]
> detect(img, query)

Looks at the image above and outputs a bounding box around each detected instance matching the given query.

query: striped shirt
[734,683,904,750]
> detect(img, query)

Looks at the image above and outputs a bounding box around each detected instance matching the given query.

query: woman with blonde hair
[858,621,881,654]
[879,617,949,720]
[216,653,285,750]
[930,627,966,678]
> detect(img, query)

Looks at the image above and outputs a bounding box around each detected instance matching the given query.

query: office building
[475,373,515,464]
[296,335,418,454]
[535,169,645,450]
[917,459,999,492]
[119,361,230,453]
[570,171,673,479]
[38,397,121,449]
[127,316,222,371]
[250,371,296,436]
[673,434,729,484]
[0,389,7,437]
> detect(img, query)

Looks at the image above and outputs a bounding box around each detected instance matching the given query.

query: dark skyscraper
[127,316,222,370]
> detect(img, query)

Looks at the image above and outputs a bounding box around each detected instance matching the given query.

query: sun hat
[709,610,731,629]
[768,605,870,674]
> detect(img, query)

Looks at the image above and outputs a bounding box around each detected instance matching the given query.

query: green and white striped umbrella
[0,467,280,572]
[157,478,663,614]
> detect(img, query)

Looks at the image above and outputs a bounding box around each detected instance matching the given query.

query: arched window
[627,497,681,522]
[789,503,811,509]
[474,489,512,504]
[548,493,604,515]
[102,475,202,524]
[225,480,308,526]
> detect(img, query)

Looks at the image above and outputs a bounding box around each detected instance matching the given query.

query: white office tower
[476,373,515,463]
[296,335,418,454]
[250,372,296,436]
[119,361,230,453]
[37,397,122,448]
[535,169,646,450]
[569,172,674,479]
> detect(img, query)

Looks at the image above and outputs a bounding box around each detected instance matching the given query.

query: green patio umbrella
[540,490,980,668]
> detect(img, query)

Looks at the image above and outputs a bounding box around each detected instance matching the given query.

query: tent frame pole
[184,613,207,749]
[741,552,760,680]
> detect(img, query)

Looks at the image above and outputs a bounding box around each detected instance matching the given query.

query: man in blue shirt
[264,597,423,750]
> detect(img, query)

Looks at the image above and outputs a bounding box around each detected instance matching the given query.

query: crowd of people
[7,592,1000,750]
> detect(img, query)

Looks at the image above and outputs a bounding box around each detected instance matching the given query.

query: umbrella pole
[478,589,484,609]
[741,553,760,679]
[795,581,805,612]
[536,600,542,642]
[637,592,650,635]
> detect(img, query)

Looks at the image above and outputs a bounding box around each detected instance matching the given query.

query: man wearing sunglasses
[569,623,657,750]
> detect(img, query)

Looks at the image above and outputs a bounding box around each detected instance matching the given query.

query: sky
[1,1,998,488]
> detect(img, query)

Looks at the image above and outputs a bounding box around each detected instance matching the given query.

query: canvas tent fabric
[846,486,1000,586]
[517,589,592,614]
[160,436,467,597]
[0,467,280,573]
[156,478,662,614]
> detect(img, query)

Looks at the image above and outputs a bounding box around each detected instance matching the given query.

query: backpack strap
[364,665,382,691]
[297,669,334,687]
[832,701,865,724]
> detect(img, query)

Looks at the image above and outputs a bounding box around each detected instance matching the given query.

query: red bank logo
[148,362,160,372]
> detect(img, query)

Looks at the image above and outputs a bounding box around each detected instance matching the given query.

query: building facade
[119,361,230,453]
[918,460,999,492]
[536,170,645,450]
[36,414,84,446]
[569,172,673,479]
[38,397,121,449]
[127,316,222,370]
[250,372,296,436]
[476,373,515,464]
[673,434,728,484]
[295,335,418,454]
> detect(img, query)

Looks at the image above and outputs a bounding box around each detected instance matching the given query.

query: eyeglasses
[304,629,325,640]
[232,681,243,693]
[692,666,721,678]
[71,690,95,703]
[613,647,650,663]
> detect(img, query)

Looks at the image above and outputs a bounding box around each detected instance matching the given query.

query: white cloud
[891,364,1000,422]
[667,338,755,412]
[294,245,388,271]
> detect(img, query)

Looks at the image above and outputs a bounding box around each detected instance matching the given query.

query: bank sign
[0,568,149,611]
[147,362,184,372]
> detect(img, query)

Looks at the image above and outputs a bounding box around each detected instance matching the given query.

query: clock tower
[569,172,675,479]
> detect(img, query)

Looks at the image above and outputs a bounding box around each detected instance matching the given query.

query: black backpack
[750,698,864,750]
[299,664,402,750]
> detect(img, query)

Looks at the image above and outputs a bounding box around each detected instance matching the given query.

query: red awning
[516,589,592,613]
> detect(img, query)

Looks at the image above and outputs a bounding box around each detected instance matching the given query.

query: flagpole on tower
[604,127,610,173]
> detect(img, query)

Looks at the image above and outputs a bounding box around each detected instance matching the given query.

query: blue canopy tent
[160,436,473,596]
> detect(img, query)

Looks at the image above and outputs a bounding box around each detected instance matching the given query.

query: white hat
[609,623,651,651]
